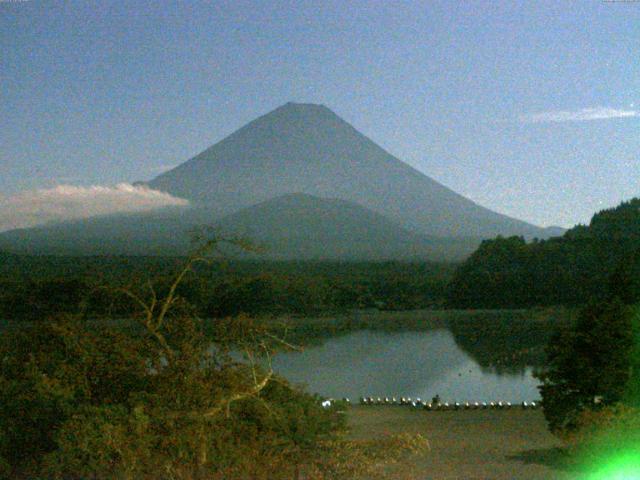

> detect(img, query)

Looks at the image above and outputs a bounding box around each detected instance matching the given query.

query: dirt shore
[347,405,579,480]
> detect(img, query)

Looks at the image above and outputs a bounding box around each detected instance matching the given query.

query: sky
[1,0,639,229]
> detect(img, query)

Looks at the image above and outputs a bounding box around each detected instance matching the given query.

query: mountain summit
[149,102,549,238]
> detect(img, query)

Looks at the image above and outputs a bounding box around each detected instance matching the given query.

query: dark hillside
[447,198,640,308]
[215,193,481,261]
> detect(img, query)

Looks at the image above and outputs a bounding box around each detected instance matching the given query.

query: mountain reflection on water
[271,329,542,403]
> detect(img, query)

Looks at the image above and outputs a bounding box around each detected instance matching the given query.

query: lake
[271,328,542,403]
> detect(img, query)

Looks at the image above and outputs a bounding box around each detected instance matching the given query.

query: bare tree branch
[202,368,274,419]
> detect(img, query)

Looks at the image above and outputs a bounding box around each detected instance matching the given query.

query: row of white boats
[358,397,539,410]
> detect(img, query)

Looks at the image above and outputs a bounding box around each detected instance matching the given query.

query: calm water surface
[272,329,541,403]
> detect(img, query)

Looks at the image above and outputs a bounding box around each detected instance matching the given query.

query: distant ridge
[0,195,481,260]
[149,102,554,239]
[214,193,481,260]
[0,207,200,256]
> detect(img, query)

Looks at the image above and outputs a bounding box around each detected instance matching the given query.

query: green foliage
[624,310,640,408]
[0,245,430,479]
[535,300,635,434]
[0,315,150,475]
[447,198,640,308]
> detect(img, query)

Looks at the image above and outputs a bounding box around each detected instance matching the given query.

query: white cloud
[0,183,189,233]
[521,107,639,123]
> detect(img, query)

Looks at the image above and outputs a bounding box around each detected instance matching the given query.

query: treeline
[0,259,455,321]
[447,198,640,308]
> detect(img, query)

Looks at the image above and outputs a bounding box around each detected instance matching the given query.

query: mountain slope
[149,102,551,238]
[215,193,480,260]
[0,195,481,260]
[0,207,206,256]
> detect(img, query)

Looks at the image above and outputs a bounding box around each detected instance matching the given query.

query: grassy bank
[347,405,577,479]
[267,307,573,339]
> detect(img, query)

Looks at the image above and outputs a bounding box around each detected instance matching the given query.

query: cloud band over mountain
[0,183,189,232]
[521,107,638,123]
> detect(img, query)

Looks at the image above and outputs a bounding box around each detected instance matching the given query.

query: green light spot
[590,453,640,480]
